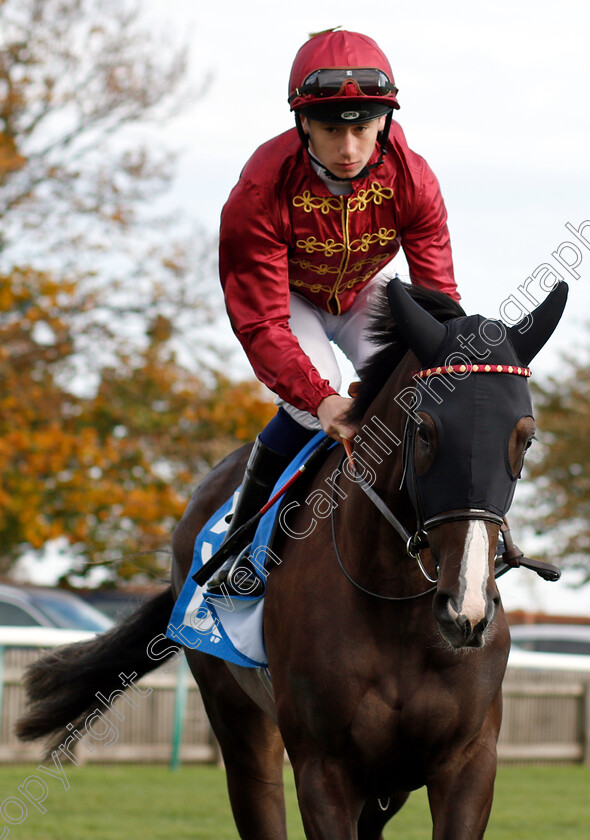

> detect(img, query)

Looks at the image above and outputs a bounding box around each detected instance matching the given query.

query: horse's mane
[346,284,466,425]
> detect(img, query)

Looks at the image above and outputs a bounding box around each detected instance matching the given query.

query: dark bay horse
[17,280,568,840]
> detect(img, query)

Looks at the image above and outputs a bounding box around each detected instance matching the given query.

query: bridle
[330,449,437,601]
[401,411,504,534]
[402,362,531,534]
[330,362,532,600]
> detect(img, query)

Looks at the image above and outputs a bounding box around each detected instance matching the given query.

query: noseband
[402,362,531,535]
[402,412,504,535]
[331,362,532,599]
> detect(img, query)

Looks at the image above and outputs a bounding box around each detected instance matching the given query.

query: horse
[16,279,568,840]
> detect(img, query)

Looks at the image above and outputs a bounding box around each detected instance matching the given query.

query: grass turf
[0,763,588,838]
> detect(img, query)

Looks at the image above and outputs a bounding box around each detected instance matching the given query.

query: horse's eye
[508,418,536,478]
[417,426,430,447]
[414,414,437,476]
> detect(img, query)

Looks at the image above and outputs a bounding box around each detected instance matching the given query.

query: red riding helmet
[288,29,400,124]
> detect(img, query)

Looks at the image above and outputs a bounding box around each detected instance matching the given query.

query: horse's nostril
[457,614,472,638]
[475,617,488,634]
[433,590,457,620]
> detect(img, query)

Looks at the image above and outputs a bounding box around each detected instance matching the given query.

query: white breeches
[277,273,388,430]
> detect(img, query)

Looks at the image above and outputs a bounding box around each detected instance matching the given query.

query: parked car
[508,623,590,673]
[510,623,590,656]
[0,583,113,633]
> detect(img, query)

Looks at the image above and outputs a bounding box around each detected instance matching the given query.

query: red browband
[414,363,532,379]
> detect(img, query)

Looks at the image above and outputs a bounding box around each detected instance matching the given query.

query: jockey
[207,28,458,595]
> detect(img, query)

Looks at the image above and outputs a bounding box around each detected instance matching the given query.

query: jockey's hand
[317,394,358,444]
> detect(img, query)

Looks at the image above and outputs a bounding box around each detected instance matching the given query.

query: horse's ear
[507,281,569,365]
[387,277,447,365]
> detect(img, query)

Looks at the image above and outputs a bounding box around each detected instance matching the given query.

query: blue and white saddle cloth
[166,432,329,668]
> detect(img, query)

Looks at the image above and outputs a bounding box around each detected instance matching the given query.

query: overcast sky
[38,0,582,614]
[141,0,590,615]
[152,0,590,375]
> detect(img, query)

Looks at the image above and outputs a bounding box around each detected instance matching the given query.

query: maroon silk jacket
[219,121,457,416]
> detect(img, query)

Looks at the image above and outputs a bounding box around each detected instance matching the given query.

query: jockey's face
[300,115,385,180]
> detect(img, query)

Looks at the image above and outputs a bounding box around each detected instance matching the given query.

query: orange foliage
[0,2,274,583]
[0,269,274,582]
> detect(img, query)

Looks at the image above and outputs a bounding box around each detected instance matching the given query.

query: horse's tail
[16,586,180,756]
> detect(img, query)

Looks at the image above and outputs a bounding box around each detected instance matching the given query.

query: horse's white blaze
[457,520,489,623]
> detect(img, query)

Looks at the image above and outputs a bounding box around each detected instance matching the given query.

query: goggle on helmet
[288,29,400,124]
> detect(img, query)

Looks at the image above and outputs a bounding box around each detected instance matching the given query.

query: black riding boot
[206,438,290,596]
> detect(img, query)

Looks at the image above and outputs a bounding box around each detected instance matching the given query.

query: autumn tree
[0,267,275,582]
[523,347,590,582]
[0,0,274,582]
[0,0,189,261]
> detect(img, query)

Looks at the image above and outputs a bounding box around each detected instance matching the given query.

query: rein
[342,440,429,562]
[330,452,437,602]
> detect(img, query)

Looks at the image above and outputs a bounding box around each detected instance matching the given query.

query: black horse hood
[407,318,535,520]
[387,279,569,522]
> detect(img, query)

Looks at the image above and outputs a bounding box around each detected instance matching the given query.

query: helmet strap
[295,109,393,184]
[295,113,310,149]
[377,109,393,162]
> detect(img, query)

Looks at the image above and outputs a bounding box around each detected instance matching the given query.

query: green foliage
[525,351,590,579]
